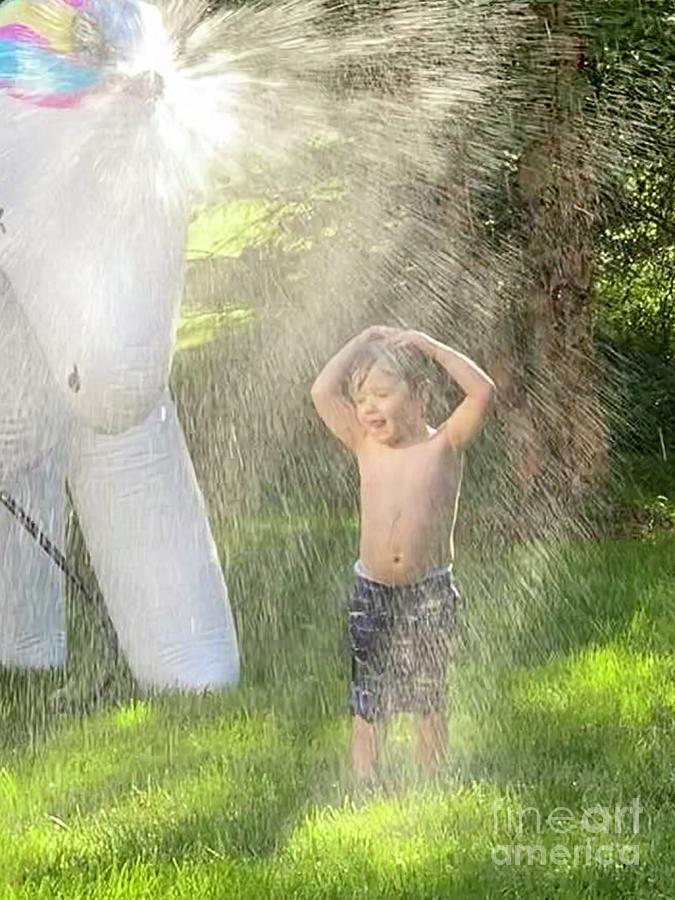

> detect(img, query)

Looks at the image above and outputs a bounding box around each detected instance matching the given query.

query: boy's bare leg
[413,711,448,773]
[350,715,379,782]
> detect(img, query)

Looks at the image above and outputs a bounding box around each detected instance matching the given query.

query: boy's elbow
[477,380,496,413]
[310,381,325,402]
[311,377,337,400]
[310,381,332,412]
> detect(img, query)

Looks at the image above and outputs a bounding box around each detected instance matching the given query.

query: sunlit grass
[186,199,307,261]
[175,305,255,353]
[515,642,675,727]
[185,175,345,261]
[1,527,674,897]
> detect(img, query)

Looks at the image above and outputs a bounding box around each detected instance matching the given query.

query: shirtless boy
[311,326,495,780]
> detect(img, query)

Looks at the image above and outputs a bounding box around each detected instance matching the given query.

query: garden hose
[0,489,120,668]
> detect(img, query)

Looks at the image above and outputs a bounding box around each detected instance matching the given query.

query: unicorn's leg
[68,393,239,691]
[0,452,66,669]
[0,277,66,670]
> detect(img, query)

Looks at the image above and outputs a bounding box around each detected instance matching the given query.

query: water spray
[0,489,120,672]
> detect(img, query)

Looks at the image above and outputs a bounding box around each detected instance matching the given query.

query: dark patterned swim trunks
[348,566,461,723]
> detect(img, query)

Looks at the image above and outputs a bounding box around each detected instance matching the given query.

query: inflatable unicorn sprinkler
[0,0,240,691]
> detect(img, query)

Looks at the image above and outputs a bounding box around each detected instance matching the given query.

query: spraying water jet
[0,0,526,698]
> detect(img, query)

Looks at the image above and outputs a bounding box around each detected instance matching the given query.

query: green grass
[186,199,307,262]
[175,306,255,353]
[1,520,675,898]
[610,454,675,539]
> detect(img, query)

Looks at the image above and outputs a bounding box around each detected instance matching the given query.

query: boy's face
[351,364,425,446]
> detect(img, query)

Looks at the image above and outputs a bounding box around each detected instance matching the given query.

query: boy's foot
[412,711,448,772]
[345,770,382,806]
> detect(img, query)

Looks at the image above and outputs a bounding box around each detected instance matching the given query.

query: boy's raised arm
[311,330,373,450]
[404,331,496,450]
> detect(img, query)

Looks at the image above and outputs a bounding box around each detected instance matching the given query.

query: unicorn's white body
[0,0,239,689]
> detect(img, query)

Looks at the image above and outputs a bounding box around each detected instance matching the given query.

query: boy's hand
[384,328,430,353]
[312,324,401,451]
[356,326,431,349]
[359,325,401,342]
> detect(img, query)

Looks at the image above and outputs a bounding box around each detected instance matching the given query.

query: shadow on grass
[1,683,352,887]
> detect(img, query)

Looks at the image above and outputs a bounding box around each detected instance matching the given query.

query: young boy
[311,325,495,780]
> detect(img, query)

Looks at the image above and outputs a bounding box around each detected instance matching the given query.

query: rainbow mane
[0,0,106,108]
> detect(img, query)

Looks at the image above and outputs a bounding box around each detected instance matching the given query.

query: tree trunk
[494,2,608,538]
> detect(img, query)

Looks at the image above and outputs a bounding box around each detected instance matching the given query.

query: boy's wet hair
[349,335,432,399]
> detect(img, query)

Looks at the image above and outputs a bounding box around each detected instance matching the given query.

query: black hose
[0,489,119,667]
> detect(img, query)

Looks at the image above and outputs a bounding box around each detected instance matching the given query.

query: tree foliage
[584,0,675,356]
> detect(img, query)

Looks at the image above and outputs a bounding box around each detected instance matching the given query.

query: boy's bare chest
[359,443,455,499]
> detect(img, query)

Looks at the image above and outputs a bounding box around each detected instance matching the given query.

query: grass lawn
[1,517,675,898]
